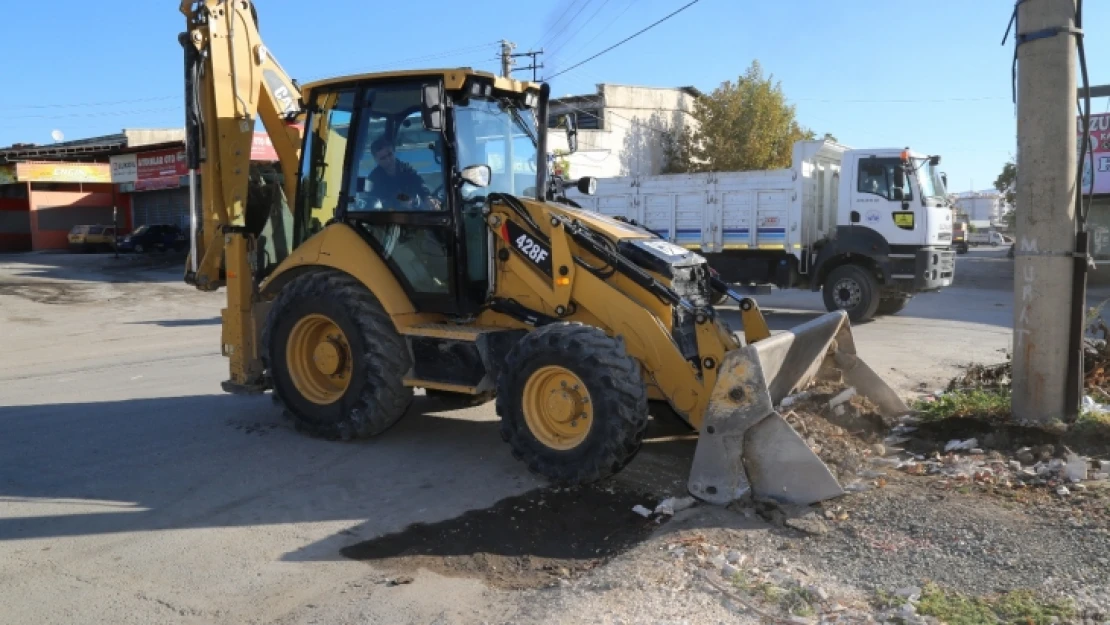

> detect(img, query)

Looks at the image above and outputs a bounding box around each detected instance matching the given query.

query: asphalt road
[0,247,1096,624]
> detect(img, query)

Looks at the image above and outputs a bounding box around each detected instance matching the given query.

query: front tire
[262,269,413,440]
[822,264,881,323]
[496,323,649,485]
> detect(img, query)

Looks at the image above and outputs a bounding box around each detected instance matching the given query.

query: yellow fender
[260,223,418,321]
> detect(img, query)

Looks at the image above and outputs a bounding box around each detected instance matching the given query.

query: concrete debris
[1008,460,1023,471]
[870,457,901,468]
[870,443,887,457]
[859,470,887,479]
[828,387,857,408]
[1016,447,1036,464]
[1057,486,1071,496]
[780,391,813,408]
[631,505,652,518]
[884,436,911,446]
[1100,460,1110,471]
[1065,454,1088,482]
[944,438,978,452]
[808,585,830,601]
[721,562,739,579]
[726,550,744,565]
[654,496,695,516]
[1074,483,1088,492]
[785,513,829,536]
[969,448,985,455]
[844,482,871,493]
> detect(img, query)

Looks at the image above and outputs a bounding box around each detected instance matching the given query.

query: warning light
[556,277,571,286]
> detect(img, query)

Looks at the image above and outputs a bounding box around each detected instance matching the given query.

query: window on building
[548,108,603,130]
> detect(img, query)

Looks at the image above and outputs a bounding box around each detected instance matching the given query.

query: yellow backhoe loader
[178,0,908,506]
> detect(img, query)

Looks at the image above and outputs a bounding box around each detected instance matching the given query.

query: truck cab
[808,147,956,318]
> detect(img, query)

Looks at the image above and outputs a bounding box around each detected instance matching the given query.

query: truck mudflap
[687,310,909,506]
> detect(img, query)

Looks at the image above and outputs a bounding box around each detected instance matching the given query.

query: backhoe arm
[179,0,304,389]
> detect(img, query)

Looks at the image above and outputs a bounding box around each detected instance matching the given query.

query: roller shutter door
[132,187,198,229]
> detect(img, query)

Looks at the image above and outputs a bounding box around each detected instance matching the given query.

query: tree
[667,60,817,173]
[993,158,1017,208]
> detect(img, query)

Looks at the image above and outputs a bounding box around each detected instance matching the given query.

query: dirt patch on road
[341,483,663,590]
[0,281,93,305]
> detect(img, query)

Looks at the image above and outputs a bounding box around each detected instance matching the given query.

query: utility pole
[511,49,544,82]
[1012,0,1081,424]
[499,40,516,78]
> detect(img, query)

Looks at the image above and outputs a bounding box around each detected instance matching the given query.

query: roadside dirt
[341,483,661,590]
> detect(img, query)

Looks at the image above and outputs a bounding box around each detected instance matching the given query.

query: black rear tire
[496,322,649,485]
[262,269,413,440]
[822,264,881,323]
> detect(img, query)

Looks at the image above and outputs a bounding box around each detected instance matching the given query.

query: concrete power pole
[1012,0,1080,424]
[500,40,516,78]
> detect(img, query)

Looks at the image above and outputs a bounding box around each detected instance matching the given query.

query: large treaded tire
[496,322,649,485]
[822,264,881,323]
[262,269,413,440]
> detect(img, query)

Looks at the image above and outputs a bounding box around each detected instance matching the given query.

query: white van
[968,231,1006,246]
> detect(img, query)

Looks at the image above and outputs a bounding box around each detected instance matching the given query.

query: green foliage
[994,158,1017,207]
[911,389,1012,422]
[915,583,1076,625]
[551,149,571,179]
[666,60,817,173]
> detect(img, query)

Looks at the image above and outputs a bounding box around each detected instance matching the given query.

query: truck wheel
[262,269,413,440]
[876,296,910,316]
[822,264,881,323]
[496,322,649,485]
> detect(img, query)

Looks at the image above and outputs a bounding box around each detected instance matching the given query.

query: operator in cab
[362,136,441,211]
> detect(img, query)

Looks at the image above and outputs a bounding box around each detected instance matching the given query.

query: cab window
[296,88,355,245]
[348,84,445,212]
[857,158,912,201]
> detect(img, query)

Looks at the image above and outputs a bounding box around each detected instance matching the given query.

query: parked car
[67,225,119,253]
[118,224,187,254]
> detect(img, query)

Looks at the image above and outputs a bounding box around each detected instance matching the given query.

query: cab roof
[300,68,540,101]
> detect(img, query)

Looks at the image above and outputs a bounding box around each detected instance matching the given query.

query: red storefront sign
[135,147,188,191]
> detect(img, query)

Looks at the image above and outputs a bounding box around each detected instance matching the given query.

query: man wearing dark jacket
[366,136,440,210]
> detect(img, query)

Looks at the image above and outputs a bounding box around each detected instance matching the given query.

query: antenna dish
[51,130,64,142]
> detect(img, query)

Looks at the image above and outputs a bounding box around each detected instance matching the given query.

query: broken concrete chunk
[1016,447,1035,464]
[721,562,739,579]
[945,438,978,452]
[884,436,911,446]
[871,457,901,468]
[828,387,857,408]
[631,505,652,518]
[726,550,743,565]
[1065,454,1088,482]
[1008,460,1023,471]
[1073,483,1088,492]
[871,443,887,457]
[1057,486,1071,496]
[780,391,812,408]
[785,513,829,536]
[808,585,830,601]
[969,448,985,455]
[654,496,695,517]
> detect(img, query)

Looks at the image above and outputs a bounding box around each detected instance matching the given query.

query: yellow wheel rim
[286,314,353,405]
[522,365,593,451]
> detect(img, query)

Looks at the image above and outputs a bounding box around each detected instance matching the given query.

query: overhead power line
[537,0,598,57]
[546,0,701,81]
[531,0,589,50]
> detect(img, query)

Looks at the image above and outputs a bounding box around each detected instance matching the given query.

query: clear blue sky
[3,0,1107,192]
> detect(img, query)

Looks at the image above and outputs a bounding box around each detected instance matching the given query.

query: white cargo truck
[565,140,957,321]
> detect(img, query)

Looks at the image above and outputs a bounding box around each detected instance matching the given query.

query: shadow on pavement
[0,392,696,554]
[0,251,187,285]
[127,317,222,327]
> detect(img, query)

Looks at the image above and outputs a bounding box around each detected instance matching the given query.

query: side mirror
[564,113,578,154]
[421,83,444,131]
[892,187,904,201]
[577,176,597,195]
[930,155,941,166]
[893,165,905,190]
[460,164,491,188]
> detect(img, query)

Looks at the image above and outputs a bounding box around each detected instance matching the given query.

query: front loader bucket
[688,310,909,507]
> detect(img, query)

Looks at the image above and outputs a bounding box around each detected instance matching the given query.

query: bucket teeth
[688,310,908,506]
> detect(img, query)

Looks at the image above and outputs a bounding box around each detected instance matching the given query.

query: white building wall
[953,191,1005,224]
[547,84,699,180]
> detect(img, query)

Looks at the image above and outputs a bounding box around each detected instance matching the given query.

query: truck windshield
[916,162,947,203]
[453,97,539,197]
